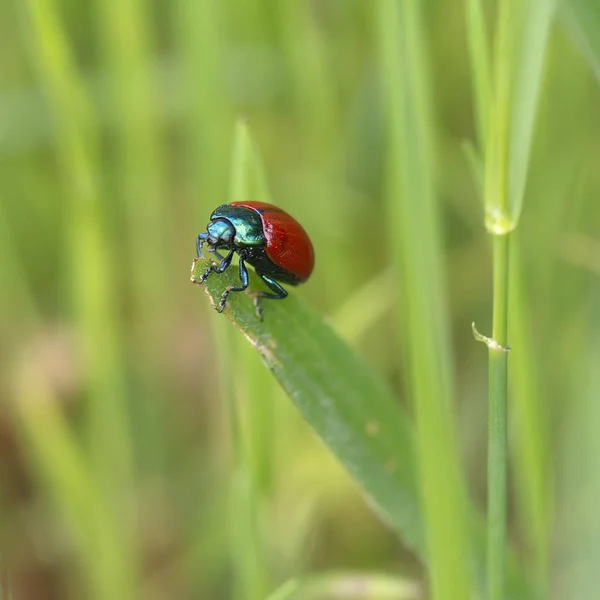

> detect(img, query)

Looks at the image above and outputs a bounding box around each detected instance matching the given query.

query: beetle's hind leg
[218,258,249,313]
[253,274,288,320]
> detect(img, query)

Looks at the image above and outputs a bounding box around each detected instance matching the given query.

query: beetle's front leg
[218,258,249,312]
[199,249,235,284]
[207,247,226,262]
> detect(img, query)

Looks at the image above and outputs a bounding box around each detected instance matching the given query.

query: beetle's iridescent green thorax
[210,205,264,247]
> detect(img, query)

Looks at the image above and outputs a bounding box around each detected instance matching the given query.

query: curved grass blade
[190,259,535,600]
[191,257,424,554]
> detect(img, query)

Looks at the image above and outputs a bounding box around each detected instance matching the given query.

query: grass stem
[487,233,510,600]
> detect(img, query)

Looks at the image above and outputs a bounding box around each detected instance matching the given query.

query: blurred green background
[1,1,600,599]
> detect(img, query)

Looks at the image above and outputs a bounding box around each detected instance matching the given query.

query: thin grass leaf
[174,0,231,214]
[466,0,492,149]
[507,0,555,226]
[191,257,423,554]
[224,121,276,599]
[277,2,338,146]
[23,0,134,485]
[22,0,136,596]
[93,0,166,322]
[484,0,555,233]
[465,0,552,591]
[377,1,472,599]
[92,0,170,483]
[229,120,271,204]
[509,238,550,594]
[564,0,600,83]
[483,0,517,233]
[555,283,600,599]
[190,260,533,600]
[10,374,133,600]
[477,1,555,598]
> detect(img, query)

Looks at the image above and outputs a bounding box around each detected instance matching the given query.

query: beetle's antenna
[196,235,205,258]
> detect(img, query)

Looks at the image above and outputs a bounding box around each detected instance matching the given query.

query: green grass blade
[564,0,600,82]
[507,0,555,226]
[377,1,472,599]
[229,121,271,204]
[229,123,278,489]
[483,0,517,234]
[509,238,550,594]
[484,0,555,233]
[466,0,492,149]
[556,283,600,599]
[174,0,231,211]
[480,2,516,596]
[277,1,338,146]
[23,0,134,485]
[93,0,166,327]
[487,234,510,600]
[11,374,132,600]
[22,0,136,596]
[92,0,169,479]
[476,0,555,596]
[192,257,423,554]
[224,121,276,599]
[190,260,533,600]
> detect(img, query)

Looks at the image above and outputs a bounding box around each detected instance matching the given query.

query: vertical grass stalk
[93,0,169,480]
[487,235,509,600]
[482,0,514,591]
[475,0,555,597]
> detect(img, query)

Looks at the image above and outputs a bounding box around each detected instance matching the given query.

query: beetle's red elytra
[229,201,315,282]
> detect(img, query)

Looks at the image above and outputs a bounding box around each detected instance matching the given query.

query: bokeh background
[1,1,600,599]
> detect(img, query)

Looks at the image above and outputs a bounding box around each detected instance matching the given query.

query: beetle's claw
[199,267,212,285]
[218,291,229,313]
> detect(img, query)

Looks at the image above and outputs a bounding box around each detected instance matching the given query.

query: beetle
[196,201,314,319]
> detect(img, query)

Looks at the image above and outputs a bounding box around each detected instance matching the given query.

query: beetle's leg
[196,233,208,258]
[199,248,235,284]
[218,258,249,313]
[253,274,288,320]
[208,247,226,262]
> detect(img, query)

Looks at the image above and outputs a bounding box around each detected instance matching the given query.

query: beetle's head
[206,218,235,246]
[197,218,236,256]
